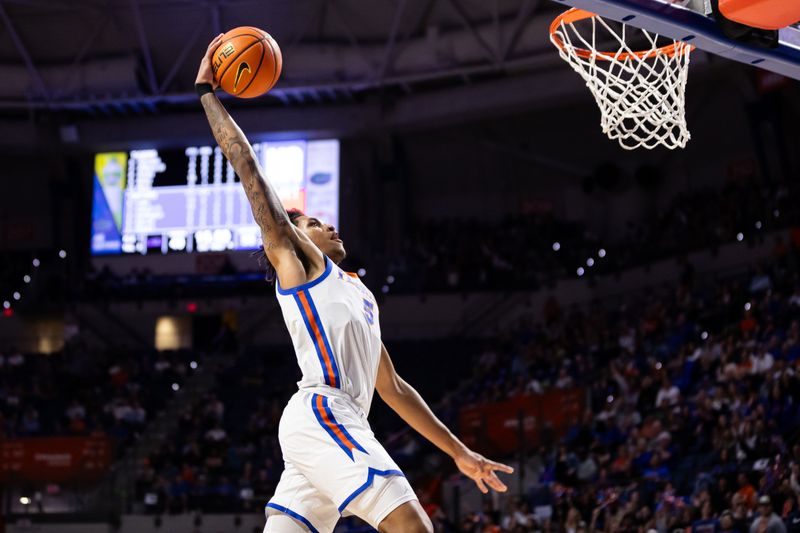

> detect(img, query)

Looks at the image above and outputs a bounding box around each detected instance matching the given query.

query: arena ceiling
[0,0,762,153]
[0,0,575,116]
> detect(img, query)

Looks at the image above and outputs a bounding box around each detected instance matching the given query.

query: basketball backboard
[550,0,800,80]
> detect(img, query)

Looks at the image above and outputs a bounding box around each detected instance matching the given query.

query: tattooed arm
[195,34,323,287]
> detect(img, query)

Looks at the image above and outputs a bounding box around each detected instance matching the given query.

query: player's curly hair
[251,208,305,283]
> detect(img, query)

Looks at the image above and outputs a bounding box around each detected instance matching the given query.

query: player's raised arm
[194,35,322,286]
[375,342,514,494]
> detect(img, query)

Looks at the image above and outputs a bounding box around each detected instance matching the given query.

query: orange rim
[549,8,692,61]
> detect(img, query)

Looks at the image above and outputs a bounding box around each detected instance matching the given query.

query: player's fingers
[475,477,488,494]
[486,460,514,474]
[206,33,224,53]
[210,35,224,53]
[485,472,508,493]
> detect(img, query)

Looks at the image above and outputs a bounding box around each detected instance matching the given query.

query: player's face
[297,216,346,263]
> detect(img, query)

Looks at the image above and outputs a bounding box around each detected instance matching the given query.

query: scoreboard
[90,139,339,255]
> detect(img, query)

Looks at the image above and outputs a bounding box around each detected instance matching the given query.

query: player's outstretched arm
[195,35,322,286]
[375,343,514,494]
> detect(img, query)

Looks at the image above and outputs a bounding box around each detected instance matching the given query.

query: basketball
[212,26,282,98]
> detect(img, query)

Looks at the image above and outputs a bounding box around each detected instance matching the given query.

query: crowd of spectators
[0,339,200,455]
[133,350,296,515]
[67,177,800,532]
[385,178,799,293]
[132,233,800,533]
[427,233,800,532]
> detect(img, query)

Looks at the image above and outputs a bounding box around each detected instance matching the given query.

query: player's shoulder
[332,264,376,299]
[332,263,359,282]
[275,255,335,296]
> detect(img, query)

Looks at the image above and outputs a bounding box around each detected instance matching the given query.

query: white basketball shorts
[264,389,418,532]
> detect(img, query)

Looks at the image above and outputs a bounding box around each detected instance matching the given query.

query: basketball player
[196,34,513,533]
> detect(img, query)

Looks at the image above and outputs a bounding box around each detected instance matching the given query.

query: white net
[550,9,693,150]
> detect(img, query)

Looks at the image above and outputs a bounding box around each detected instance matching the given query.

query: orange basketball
[212,26,282,98]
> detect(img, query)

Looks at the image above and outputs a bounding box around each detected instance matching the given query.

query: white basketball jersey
[275,256,382,415]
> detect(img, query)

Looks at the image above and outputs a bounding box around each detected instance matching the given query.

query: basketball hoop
[550,8,694,150]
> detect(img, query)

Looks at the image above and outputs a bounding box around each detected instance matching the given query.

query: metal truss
[0,0,549,114]
[0,0,49,99]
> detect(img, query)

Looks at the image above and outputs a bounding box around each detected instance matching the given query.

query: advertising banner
[0,436,112,484]
[459,389,585,455]
[91,152,128,254]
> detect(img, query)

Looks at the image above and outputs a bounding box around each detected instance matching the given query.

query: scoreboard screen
[90,140,339,255]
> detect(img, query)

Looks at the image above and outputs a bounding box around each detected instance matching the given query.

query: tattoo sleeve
[199,92,293,253]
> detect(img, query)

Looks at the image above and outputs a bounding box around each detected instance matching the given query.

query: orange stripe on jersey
[297,290,338,388]
[315,394,359,452]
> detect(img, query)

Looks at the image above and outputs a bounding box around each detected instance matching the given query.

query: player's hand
[454,448,514,494]
[196,33,225,89]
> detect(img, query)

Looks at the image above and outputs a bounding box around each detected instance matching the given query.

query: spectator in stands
[750,348,775,375]
[786,493,800,533]
[738,474,759,510]
[501,498,537,532]
[733,493,755,532]
[720,509,744,533]
[692,500,719,533]
[750,496,787,533]
[655,377,681,408]
[204,422,227,442]
[20,406,41,434]
[65,400,86,422]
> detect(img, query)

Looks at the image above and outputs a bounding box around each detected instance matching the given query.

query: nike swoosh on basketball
[233,61,251,92]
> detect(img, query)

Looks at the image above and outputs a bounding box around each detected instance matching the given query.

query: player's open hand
[196,33,225,89]
[454,448,514,494]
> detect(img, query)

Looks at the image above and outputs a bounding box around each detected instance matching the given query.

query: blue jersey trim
[337,468,406,513]
[303,292,340,387]
[276,255,333,295]
[321,395,366,456]
[265,502,320,533]
[293,291,339,388]
[311,393,352,459]
[311,394,367,461]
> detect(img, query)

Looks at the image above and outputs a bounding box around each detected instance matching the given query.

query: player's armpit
[271,246,321,289]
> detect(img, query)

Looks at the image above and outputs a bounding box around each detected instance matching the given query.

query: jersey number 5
[362,299,374,325]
